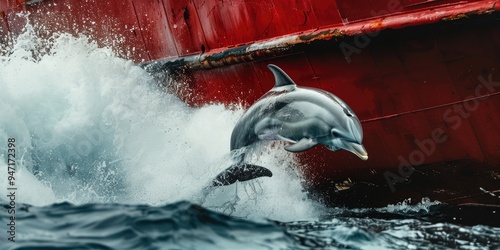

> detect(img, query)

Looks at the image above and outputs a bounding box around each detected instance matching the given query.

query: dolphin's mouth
[342,141,368,160]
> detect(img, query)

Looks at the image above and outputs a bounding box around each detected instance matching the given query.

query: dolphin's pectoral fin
[257,128,296,143]
[275,134,296,143]
[212,164,273,187]
[284,138,318,152]
[257,128,279,140]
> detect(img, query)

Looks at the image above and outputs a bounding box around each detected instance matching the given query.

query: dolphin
[211,64,368,186]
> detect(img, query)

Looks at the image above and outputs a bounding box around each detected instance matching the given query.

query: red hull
[2,0,499,207]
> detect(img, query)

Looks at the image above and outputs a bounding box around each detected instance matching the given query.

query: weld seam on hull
[360,91,500,123]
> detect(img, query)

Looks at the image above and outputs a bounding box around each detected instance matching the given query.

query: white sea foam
[0,24,319,221]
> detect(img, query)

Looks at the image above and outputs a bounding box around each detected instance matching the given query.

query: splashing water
[0,25,318,221]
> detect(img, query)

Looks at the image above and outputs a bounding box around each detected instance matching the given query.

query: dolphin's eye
[331,130,339,137]
[343,108,353,117]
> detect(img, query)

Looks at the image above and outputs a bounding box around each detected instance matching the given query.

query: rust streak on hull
[142,0,499,73]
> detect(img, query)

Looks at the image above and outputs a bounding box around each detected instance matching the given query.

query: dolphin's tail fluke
[211,164,273,186]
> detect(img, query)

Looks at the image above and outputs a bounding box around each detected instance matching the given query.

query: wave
[2,200,498,249]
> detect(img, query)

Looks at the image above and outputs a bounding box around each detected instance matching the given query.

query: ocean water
[0,24,499,250]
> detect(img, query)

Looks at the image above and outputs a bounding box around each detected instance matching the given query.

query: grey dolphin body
[212,64,368,186]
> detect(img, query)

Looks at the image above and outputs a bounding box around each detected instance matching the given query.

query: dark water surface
[2,201,500,249]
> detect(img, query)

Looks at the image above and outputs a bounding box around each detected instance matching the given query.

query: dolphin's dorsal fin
[268,64,297,89]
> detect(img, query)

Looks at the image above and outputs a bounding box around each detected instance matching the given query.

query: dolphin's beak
[342,141,368,160]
